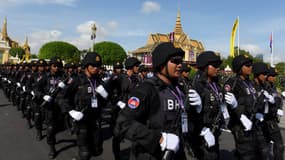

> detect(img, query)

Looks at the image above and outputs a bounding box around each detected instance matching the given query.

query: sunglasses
[209,62,221,68]
[244,62,252,67]
[170,56,183,65]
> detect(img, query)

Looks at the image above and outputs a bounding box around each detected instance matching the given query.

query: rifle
[40,77,69,108]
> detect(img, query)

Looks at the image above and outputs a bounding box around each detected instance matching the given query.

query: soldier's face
[208,64,219,77]
[241,64,252,75]
[87,64,99,75]
[164,56,182,78]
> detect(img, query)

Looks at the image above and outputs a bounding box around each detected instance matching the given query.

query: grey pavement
[0,89,284,160]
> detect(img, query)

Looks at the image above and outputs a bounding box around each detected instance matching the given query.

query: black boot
[26,119,32,129]
[48,145,56,159]
[36,130,42,141]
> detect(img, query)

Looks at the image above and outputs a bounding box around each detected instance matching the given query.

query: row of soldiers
[0,42,284,160]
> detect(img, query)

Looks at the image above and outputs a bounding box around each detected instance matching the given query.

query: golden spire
[2,17,8,40]
[23,36,29,47]
[174,9,183,35]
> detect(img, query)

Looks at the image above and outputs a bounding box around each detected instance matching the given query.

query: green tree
[30,54,38,59]
[93,41,127,65]
[38,41,79,63]
[9,47,25,60]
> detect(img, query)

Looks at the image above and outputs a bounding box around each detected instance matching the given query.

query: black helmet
[64,63,74,69]
[232,55,252,73]
[268,67,278,77]
[138,64,147,72]
[196,51,222,69]
[113,62,123,69]
[125,57,141,70]
[30,60,38,67]
[151,42,184,70]
[82,52,102,67]
[252,62,269,75]
[181,62,191,72]
[37,59,47,66]
[49,56,63,68]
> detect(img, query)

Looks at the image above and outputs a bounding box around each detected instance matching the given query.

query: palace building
[131,10,205,66]
[0,17,31,64]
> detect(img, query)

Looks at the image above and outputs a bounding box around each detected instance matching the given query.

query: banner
[269,32,273,54]
[230,18,239,57]
[169,32,175,43]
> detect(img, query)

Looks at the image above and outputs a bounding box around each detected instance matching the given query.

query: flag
[169,32,175,43]
[230,18,239,57]
[269,32,273,54]
[91,34,96,40]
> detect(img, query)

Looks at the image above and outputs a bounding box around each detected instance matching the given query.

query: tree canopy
[38,41,79,63]
[9,47,25,60]
[93,41,127,65]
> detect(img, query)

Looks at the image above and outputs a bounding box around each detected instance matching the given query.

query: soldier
[138,64,148,82]
[114,42,202,160]
[41,56,69,159]
[224,55,267,160]
[179,62,191,93]
[190,51,228,159]
[68,52,108,160]
[264,67,284,160]
[32,59,48,141]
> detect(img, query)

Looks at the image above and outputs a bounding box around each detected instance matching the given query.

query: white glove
[282,91,285,98]
[225,92,238,109]
[22,86,26,92]
[69,110,84,121]
[277,109,284,117]
[200,127,215,147]
[160,133,180,153]
[116,101,126,109]
[7,80,11,84]
[240,114,252,131]
[255,113,264,122]
[3,77,7,81]
[31,91,35,99]
[188,89,202,113]
[16,82,21,87]
[43,95,52,102]
[263,91,275,104]
[95,85,108,99]
[58,81,66,89]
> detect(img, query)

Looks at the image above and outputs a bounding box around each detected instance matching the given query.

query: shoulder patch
[128,97,140,109]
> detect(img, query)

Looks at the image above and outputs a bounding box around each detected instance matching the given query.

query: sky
[0,0,285,64]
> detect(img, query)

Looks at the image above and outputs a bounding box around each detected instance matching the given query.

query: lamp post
[91,23,97,52]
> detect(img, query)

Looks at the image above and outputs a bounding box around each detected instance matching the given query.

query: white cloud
[240,44,263,55]
[141,1,160,14]
[29,30,62,54]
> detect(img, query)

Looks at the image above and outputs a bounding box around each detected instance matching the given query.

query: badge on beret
[96,56,100,62]
[57,59,61,62]
[40,61,43,64]
[128,97,140,109]
[243,54,249,58]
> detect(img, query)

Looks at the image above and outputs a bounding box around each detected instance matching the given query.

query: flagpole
[271,31,274,66]
[237,16,240,56]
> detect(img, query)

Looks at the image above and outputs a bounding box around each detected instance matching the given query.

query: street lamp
[91,23,97,52]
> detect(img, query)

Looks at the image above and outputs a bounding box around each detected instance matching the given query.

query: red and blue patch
[128,97,140,109]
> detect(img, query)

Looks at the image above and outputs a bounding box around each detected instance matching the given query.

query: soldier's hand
[277,109,284,117]
[58,81,66,89]
[43,95,52,102]
[95,85,108,99]
[240,114,252,131]
[160,132,180,153]
[69,110,84,121]
[225,92,238,109]
[263,91,275,104]
[188,89,202,113]
[200,127,215,147]
[255,113,264,122]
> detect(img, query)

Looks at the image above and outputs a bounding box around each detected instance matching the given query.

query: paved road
[0,89,284,160]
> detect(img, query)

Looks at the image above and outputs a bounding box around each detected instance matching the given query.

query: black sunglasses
[244,62,252,67]
[170,56,183,65]
[209,61,221,68]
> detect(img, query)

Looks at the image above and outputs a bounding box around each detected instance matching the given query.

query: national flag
[230,18,239,57]
[269,33,273,54]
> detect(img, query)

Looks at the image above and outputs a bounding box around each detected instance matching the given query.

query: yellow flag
[230,18,239,57]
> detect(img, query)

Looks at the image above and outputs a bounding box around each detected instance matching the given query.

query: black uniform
[73,74,107,160]
[225,76,267,160]
[115,76,188,160]
[264,81,284,160]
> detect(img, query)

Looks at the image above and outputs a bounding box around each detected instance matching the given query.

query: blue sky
[0,0,285,64]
